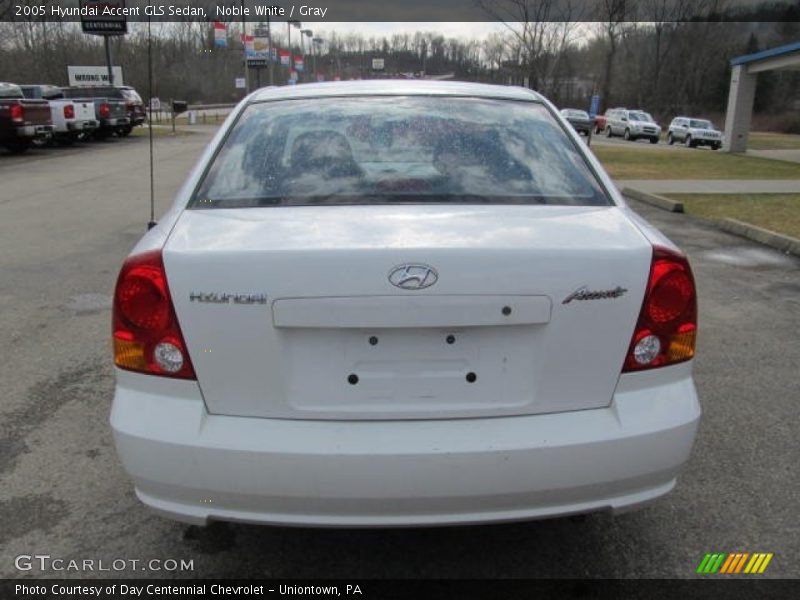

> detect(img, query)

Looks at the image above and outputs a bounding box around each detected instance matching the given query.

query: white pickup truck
[20,84,97,145]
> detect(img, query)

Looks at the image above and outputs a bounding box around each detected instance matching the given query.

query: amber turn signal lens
[114,336,147,371]
[667,329,696,362]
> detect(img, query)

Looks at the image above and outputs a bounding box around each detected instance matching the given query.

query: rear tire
[712,143,721,151]
[5,142,30,154]
[605,126,612,138]
[649,137,659,144]
[117,125,133,137]
[667,133,674,145]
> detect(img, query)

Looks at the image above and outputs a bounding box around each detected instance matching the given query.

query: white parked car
[668,117,723,149]
[111,81,700,527]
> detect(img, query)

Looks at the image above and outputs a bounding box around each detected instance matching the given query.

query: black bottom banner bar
[2,579,799,600]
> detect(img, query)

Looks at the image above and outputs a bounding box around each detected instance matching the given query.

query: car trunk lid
[164,204,652,420]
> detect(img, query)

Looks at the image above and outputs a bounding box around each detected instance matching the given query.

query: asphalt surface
[0,130,798,580]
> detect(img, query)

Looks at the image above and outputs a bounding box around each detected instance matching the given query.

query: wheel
[667,133,674,145]
[5,142,30,154]
[685,135,693,148]
[55,135,76,147]
[712,143,721,151]
[605,126,612,138]
[623,128,632,141]
[117,125,133,137]
[649,137,659,144]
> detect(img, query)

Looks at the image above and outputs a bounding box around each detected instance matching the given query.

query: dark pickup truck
[0,82,53,153]
[61,87,130,139]
[61,86,142,137]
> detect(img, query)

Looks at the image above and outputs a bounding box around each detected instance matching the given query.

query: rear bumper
[99,117,130,127]
[111,365,700,527]
[66,120,98,132]
[16,124,53,139]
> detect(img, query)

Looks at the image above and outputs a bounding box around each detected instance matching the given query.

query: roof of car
[249,80,544,103]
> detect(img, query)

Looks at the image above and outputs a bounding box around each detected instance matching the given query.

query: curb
[621,187,684,213]
[717,218,800,256]
[623,188,800,257]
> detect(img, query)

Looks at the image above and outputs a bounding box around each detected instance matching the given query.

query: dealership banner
[294,56,304,72]
[279,50,290,66]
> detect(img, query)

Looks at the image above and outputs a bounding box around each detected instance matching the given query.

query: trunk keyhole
[348,374,359,385]
[446,335,456,345]
[466,372,477,383]
[502,306,512,316]
[368,336,379,346]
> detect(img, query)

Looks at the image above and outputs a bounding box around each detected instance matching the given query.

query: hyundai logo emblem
[388,264,438,290]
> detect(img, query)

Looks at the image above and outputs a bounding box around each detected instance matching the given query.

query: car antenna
[146,9,157,230]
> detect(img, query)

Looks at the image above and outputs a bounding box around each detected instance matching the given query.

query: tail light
[98,103,111,118]
[63,104,75,119]
[623,246,697,372]
[10,103,24,122]
[112,250,196,379]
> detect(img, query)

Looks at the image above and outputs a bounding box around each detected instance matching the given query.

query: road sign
[80,0,128,36]
[372,58,385,71]
[235,78,246,89]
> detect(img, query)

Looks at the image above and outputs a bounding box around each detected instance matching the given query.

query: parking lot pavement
[0,134,798,579]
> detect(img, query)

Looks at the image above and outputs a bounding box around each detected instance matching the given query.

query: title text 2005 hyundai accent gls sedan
[111,81,700,526]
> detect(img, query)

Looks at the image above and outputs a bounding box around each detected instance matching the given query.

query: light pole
[313,37,323,81]
[241,0,249,94]
[287,19,301,82]
[300,29,313,82]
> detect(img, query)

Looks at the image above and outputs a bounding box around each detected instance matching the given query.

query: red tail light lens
[10,103,24,122]
[112,250,196,379]
[623,246,697,372]
[99,103,111,118]
[63,104,75,119]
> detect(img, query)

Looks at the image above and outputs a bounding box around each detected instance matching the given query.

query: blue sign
[589,94,600,118]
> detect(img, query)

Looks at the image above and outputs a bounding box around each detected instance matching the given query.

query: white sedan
[111,81,700,527]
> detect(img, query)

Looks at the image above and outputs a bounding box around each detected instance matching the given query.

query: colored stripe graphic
[697,553,726,573]
[701,552,773,574]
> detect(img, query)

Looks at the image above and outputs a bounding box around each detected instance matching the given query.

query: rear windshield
[0,84,23,99]
[121,89,143,103]
[192,96,610,208]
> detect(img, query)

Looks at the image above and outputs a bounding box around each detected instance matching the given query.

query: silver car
[605,109,661,144]
[667,117,723,150]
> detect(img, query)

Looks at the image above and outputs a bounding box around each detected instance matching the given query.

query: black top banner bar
[2,0,799,23]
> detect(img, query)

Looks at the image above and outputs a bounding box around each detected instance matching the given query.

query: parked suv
[605,109,661,144]
[667,117,722,149]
